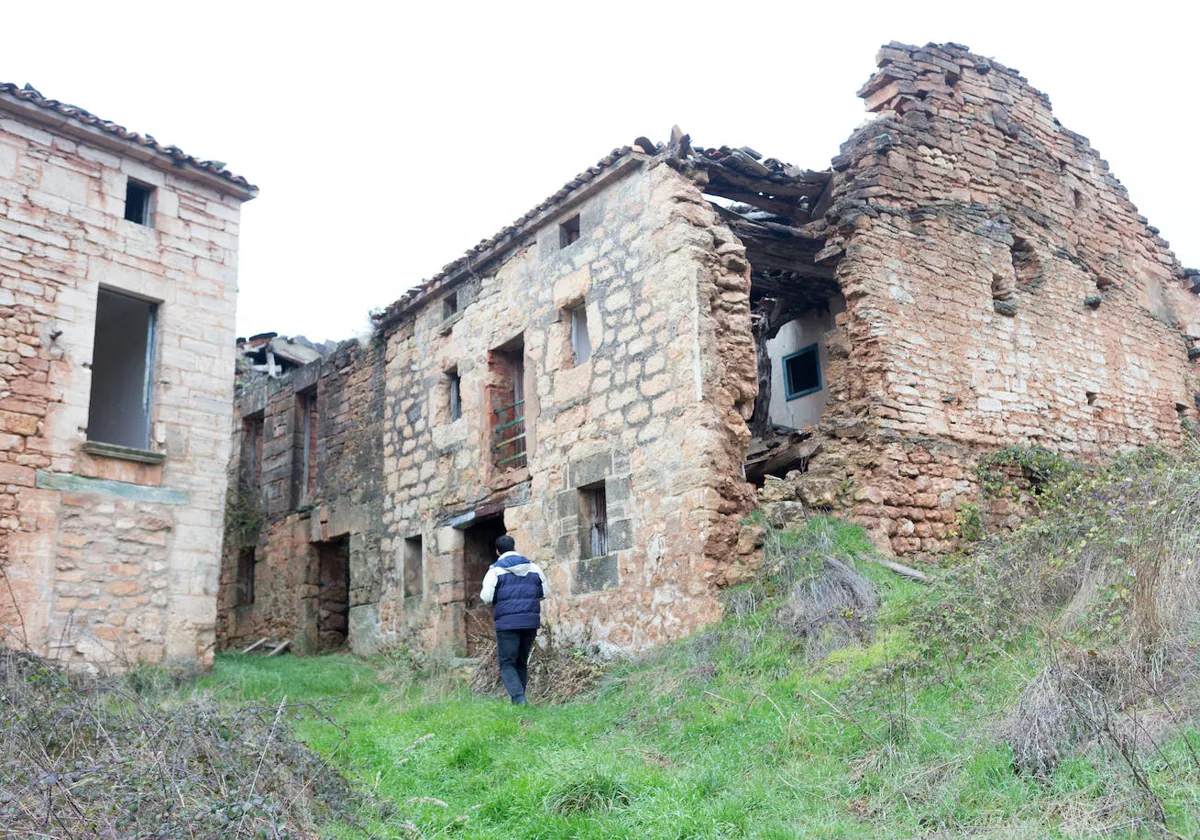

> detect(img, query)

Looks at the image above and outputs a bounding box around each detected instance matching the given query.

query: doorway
[461,516,507,656]
[314,536,350,650]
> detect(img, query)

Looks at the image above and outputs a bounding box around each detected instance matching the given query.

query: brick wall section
[217,339,386,652]
[0,103,250,667]
[779,42,1200,554]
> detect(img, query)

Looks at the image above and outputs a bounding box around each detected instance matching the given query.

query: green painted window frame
[783,343,822,400]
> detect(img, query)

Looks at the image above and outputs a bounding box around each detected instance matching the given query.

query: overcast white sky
[4,2,1196,343]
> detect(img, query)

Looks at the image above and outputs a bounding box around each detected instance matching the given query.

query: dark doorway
[461,516,507,656]
[315,537,350,650]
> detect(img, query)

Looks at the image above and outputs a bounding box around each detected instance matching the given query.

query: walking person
[480,535,548,705]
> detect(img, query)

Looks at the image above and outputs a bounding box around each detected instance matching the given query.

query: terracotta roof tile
[0,82,257,192]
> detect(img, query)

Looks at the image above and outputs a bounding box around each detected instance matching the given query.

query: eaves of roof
[0,82,258,201]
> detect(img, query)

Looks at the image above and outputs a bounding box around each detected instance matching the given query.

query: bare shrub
[776,557,877,659]
[0,646,374,838]
[1005,648,1169,826]
[916,445,1200,669]
[470,625,605,704]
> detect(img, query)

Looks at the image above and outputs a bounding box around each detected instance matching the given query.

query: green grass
[198,517,1200,839]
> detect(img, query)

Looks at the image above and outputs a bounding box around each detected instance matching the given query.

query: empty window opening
[403,535,424,598]
[124,179,155,226]
[1011,235,1041,288]
[580,484,608,559]
[559,214,581,248]
[448,368,462,422]
[1086,391,1098,406]
[569,304,592,366]
[295,388,318,505]
[241,412,264,493]
[87,288,157,450]
[783,344,822,400]
[490,338,526,470]
[314,537,350,650]
[1073,189,1084,210]
[400,537,424,597]
[443,293,458,321]
[236,546,256,607]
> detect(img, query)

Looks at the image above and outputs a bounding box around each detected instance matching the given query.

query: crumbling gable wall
[788,42,1200,554]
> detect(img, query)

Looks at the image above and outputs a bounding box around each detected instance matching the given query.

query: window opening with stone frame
[559,214,581,248]
[568,303,592,366]
[783,344,821,400]
[242,412,264,494]
[490,338,526,470]
[295,387,318,505]
[448,368,462,422]
[403,535,424,598]
[443,293,458,321]
[87,287,158,450]
[235,546,256,607]
[124,179,155,227]
[579,483,608,559]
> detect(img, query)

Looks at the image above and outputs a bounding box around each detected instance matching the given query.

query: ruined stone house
[220,42,1200,658]
[0,83,256,667]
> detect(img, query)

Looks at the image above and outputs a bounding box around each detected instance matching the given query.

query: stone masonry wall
[0,105,248,667]
[783,42,1200,554]
[217,339,386,653]
[359,156,757,656]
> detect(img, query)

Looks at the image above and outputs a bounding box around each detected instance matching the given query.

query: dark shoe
[512,694,527,705]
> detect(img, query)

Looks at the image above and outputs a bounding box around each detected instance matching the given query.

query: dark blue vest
[492,554,543,631]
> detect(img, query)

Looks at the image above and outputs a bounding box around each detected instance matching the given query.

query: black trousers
[495,628,537,703]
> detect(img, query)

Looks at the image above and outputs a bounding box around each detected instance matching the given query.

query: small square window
[124,179,155,227]
[559,214,581,248]
[568,304,592,366]
[443,294,458,321]
[579,484,608,559]
[783,344,822,400]
[447,368,462,422]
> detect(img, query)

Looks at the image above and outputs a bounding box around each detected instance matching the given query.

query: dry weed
[470,626,604,704]
[0,646,373,839]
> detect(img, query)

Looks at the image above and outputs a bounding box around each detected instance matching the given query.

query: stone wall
[219,155,759,657]
[215,41,1200,659]
[217,339,387,653]
[779,42,1200,554]
[374,156,757,655]
[0,95,252,668]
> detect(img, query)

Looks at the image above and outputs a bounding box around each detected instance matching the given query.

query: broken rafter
[693,156,829,198]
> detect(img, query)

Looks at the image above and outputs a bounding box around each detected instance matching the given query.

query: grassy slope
[201,520,1200,839]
